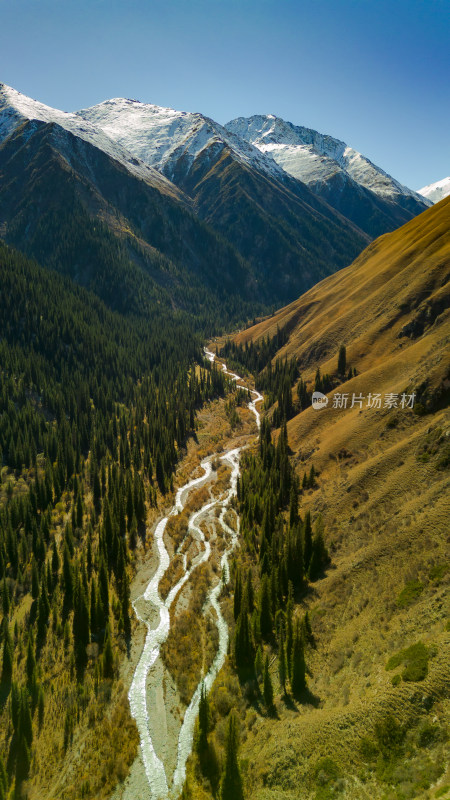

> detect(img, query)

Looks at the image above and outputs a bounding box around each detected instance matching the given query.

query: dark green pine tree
[197,681,209,753]
[62,543,74,616]
[37,578,50,644]
[338,344,347,376]
[98,557,109,623]
[259,574,272,640]
[233,568,242,621]
[291,622,306,699]
[286,582,294,680]
[31,558,40,600]
[25,632,36,691]
[0,753,7,800]
[1,580,9,618]
[220,711,244,800]
[303,512,313,573]
[76,493,83,529]
[102,625,114,679]
[278,628,287,696]
[308,515,329,581]
[289,481,299,526]
[234,596,253,669]
[121,570,132,641]
[73,576,90,675]
[254,645,263,680]
[1,622,13,686]
[302,611,315,648]
[51,538,60,581]
[246,568,254,612]
[263,653,274,709]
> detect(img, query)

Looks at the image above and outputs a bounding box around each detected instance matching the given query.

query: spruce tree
[1,580,9,618]
[1,623,13,686]
[246,568,254,612]
[233,568,242,621]
[259,574,272,640]
[302,611,315,647]
[303,512,313,573]
[254,645,263,680]
[26,633,36,691]
[102,626,114,679]
[0,754,6,800]
[31,558,39,600]
[197,682,209,753]
[121,571,132,641]
[263,654,274,709]
[286,582,294,679]
[234,596,253,669]
[278,629,287,696]
[291,622,306,699]
[338,344,347,376]
[220,711,244,800]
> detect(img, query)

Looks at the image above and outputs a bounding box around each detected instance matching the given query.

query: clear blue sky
[1,0,448,189]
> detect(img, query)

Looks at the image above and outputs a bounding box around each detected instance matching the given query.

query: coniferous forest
[0,240,231,798]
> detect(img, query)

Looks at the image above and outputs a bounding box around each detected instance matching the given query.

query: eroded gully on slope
[127,348,262,799]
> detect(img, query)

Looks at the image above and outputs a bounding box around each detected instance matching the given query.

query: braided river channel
[126,349,262,799]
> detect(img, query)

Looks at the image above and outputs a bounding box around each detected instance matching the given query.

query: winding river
[128,348,262,799]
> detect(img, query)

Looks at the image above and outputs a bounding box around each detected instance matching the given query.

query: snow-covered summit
[75,98,286,182]
[418,177,450,204]
[226,114,429,205]
[0,83,177,193]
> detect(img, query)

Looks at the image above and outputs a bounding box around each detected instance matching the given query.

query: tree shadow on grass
[282,685,321,711]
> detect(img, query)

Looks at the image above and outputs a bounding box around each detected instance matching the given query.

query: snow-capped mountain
[225,115,429,207]
[0,83,179,196]
[0,83,368,309]
[418,177,450,204]
[75,98,286,183]
[0,82,435,311]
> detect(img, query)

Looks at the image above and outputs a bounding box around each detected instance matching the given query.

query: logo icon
[312,391,328,410]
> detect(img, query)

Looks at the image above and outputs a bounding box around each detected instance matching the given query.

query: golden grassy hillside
[230,198,450,800]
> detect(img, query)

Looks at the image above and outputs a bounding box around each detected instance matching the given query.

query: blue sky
[1,0,448,189]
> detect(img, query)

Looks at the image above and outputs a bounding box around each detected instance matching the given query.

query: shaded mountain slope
[227,114,430,238]
[0,119,258,323]
[77,96,370,301]
[176,142,369,302]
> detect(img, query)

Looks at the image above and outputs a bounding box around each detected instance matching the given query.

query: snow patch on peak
[0,83,178,195]
[226,114,428,205]
[418,177,450,204]
[75,100,286,182]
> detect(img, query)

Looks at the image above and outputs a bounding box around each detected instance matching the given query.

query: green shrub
[374,714,405,758]
[418,723,441,748]
[386,641,429,682]
[396,580,424,608]
[429,563,449,582]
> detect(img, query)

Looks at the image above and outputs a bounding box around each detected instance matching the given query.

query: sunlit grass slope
[231,198,450,800]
